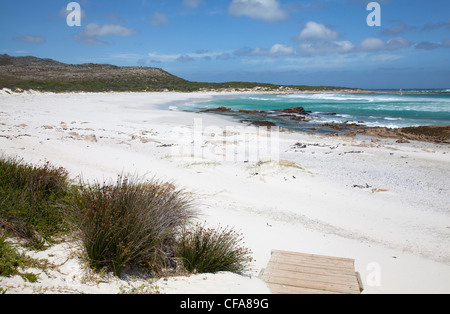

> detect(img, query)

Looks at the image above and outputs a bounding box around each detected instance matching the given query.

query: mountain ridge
[0,54,358,93]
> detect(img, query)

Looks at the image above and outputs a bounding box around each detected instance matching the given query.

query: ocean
[174,91,450,134]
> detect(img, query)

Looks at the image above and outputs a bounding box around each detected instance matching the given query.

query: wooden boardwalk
[260,250,363,294]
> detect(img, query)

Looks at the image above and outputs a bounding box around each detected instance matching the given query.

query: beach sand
[0,90,449,294]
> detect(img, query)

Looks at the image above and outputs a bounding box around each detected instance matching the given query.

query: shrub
[176,223,253,274]
[0,235,21,277]
[0,235,41,281]
[0,156,70,248]
[68,175,196,277]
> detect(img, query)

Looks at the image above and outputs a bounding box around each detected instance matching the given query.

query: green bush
[0,235,21,276]
[0,156,70,249]
[176,223,253,274]
[0,235,40,282]
[68,175,196,277]
[0,155,257,279]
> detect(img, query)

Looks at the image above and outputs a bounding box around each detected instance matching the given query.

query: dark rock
[324,123,345,130]
[239,109,263,114]
[200,107,231,113]
[249,120,277,128]
[277,114,307,121]
[292,142,307,149]
[275,106,309,115]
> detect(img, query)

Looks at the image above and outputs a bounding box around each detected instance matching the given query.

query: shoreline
[171,91,450,145]
[0,91,449,294]
[2,86,450,96]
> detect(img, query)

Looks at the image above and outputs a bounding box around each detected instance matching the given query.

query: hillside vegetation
[0,54,356,93]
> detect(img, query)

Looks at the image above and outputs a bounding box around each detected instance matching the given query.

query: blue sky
[0,0,449,89]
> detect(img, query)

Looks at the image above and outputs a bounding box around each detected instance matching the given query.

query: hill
[0,54,357,93]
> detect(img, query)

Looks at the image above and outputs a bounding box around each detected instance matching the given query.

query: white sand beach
[0,90,449,294]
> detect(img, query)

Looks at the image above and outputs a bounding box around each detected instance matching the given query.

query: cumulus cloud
[296,21,339,41]
[384,37,412,50]
[14,35,46,44]
[268,44,295,56]
[358,37,386,51]
[298,40,355,55]
[234,44,295,57]
[233,36,411,58]
[80,23,136,37]
[294,32,411,56]
[74,23,137,45]
[228,0,290,22]
[150,12,170,27]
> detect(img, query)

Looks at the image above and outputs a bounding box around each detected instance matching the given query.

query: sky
[0,0,449,89]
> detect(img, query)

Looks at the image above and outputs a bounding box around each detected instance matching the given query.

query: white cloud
[150,12,170,27]
[297,21,339,40]
[359,37,385,51]
[385,37,412,50]
[295,36,410,56]
[234,44,294,57]
[228,0,289,22]
[80,23,136,37]
[268,44,295,56]
[74,23,137,45]
[298,40,355,55]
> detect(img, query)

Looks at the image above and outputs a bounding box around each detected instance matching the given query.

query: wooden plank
[263,268,360,287]
[269,256,356,273]
[263,275,360,295]
[272,250,356,264]
[271,251,355,268]
[261,250,362,294]
[269,255,354,271]
[356,272,365,293]
[263,272,360,294]
[263,275,359,294]
[271,250,354,266]
[265,261,358,279]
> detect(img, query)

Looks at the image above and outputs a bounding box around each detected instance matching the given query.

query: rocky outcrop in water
[341,125,450,144]
[200,106,450,144]
[275,106,309,115]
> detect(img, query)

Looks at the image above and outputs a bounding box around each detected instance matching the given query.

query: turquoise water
[175,92,450,133]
